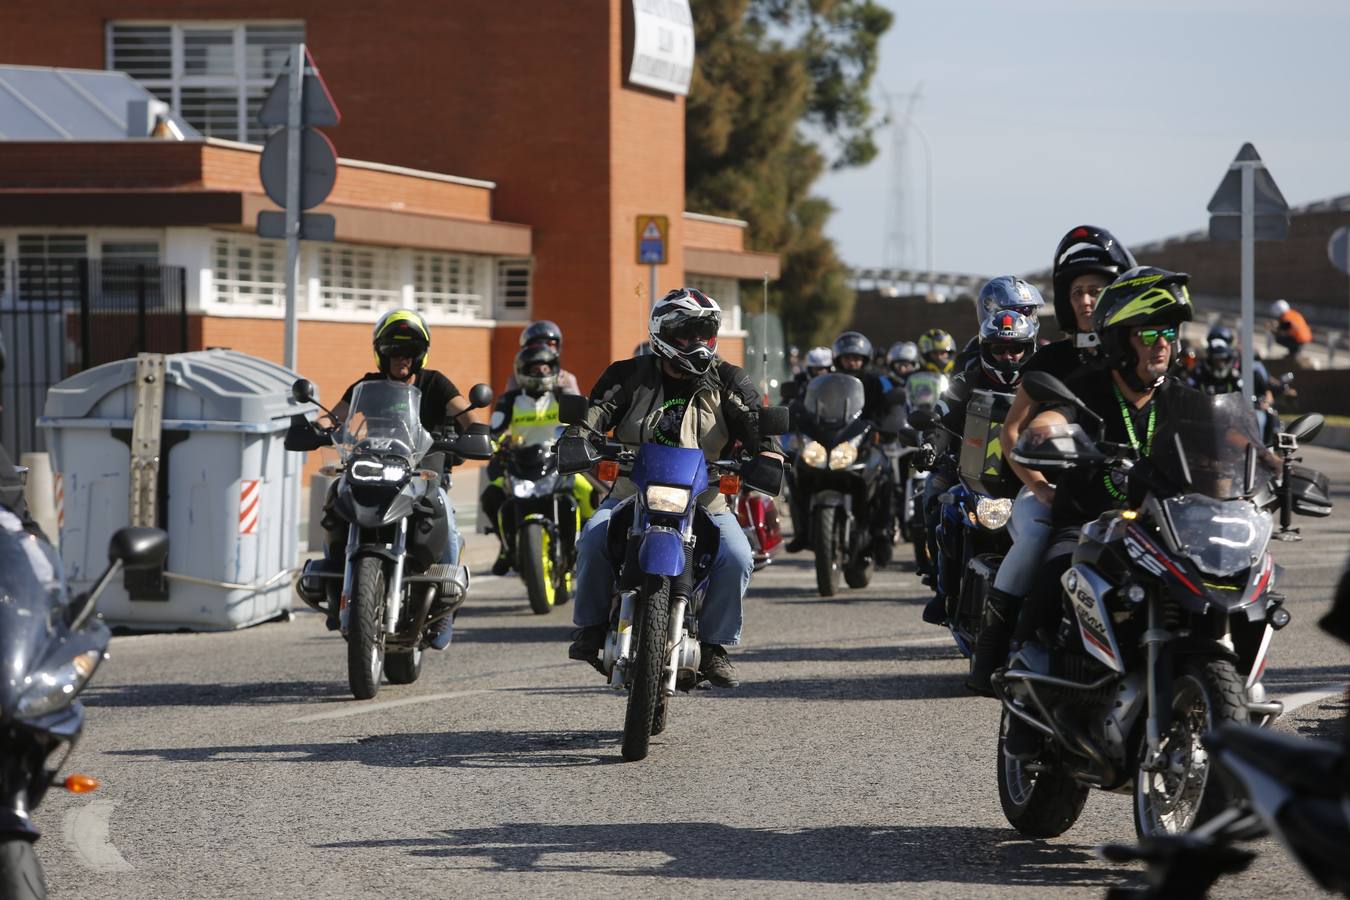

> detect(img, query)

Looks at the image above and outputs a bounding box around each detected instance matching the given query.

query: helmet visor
[666,318,719,344]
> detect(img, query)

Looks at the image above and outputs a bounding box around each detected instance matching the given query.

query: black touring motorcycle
[992,374,1331,840]
[287,378,493,700]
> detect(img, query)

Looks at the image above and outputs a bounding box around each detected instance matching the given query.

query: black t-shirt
[1045,369,1163,523]
[1021,339,1085,381]
[340,369,461,432]
[652,371,696,446]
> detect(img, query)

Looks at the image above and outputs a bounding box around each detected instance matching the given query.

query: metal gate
[1,259,189,457]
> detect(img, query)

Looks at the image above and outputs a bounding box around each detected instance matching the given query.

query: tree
[686,0,892,346]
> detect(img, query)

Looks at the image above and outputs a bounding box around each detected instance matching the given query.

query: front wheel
[996,706,1090,838]
[518,522,557,615]
[347,556,386,700]
[622,576,671,762]
[0,840,47,900]
[1133,658,1248,839]
[812,506,843,597]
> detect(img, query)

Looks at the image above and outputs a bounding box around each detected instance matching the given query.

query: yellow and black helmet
[372,309,431,375]
[1093,267,1193,389]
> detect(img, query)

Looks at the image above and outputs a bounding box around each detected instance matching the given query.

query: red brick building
[0,2,778,426]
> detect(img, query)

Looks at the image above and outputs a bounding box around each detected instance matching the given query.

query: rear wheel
[0,840,47,900]
[1133,658,1248,839]
[518,522,557,615]
[347,556,386,700]
[812,506,843,597]
[622,576,670,762]
[996,706,1090,837]
[384,644,423,684]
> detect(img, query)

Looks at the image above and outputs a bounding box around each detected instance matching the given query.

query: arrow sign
[636,214,668,265]
[1207,142,1290,241]
[257,46,341,127]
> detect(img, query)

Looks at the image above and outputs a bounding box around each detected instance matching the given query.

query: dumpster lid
[43,349,312,423]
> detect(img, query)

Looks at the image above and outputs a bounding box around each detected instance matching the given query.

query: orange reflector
[597,460,620,483]
[64,774,99,793]
[719,474,741,495]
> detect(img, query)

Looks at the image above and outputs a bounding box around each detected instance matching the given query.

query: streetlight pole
[907,117,934,299]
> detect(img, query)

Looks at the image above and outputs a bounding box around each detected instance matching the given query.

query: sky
[813,0,1350,278]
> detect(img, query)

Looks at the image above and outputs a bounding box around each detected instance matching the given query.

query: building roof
[0,65,199,140]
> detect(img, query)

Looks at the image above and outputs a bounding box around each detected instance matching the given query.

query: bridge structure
[848,266,1050,298]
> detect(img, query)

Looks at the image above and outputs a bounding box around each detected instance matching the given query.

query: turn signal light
[64,774,99,793]
[596,460,620,483]
[719,475,741,495]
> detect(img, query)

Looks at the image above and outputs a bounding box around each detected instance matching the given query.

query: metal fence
[1,259,189,457]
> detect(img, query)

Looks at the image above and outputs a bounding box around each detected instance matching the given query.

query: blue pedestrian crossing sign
[636,214,669,265]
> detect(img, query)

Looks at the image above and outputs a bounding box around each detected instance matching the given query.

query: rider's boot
[568,624,607,674]
[966,587,1021,697]
[426,610,456,650]
[491,548,511,577]
[699,643,739,688]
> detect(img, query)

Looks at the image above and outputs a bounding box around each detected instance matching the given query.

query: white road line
[63,799,133,873]
[287,688,495,723]
[1275,682,1348,717]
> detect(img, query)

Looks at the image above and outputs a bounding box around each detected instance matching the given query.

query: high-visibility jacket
[1278,309,1312,344]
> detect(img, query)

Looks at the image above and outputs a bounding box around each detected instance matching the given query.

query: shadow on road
[735,642,959,666]
[108,730,624,769]
[320,820,1126,888]
[84,680,351,708]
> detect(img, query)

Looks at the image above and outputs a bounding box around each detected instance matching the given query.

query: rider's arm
[1003,384,1056,506]
[723,365,783,458]
[445,394,474,431]
[582,361,634,436]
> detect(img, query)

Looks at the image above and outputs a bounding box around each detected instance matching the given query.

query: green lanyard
[1104,384,1156,501]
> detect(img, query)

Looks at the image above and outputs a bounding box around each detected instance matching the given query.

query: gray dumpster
[40,350,307,630]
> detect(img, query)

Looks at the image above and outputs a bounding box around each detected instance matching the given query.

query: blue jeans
[438,486,462,565]
[992,486,1052,597]
[573,497,751,646]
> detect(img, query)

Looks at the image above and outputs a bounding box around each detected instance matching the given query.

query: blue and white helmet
[649,288,722,375]
[975,275,1044,326]
[978,309,1038,386]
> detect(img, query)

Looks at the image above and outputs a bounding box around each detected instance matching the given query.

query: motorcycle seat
[1205,724,1345,797]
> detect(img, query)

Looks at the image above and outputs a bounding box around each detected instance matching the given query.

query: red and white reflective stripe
[239,479,261,535]
[53,474,64,531]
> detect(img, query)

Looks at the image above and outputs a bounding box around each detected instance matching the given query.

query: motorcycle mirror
[1285,413,1324,445]
[759,406,790,437]
[558,394,589,426]
[467,383,494,411]
[908,408,937,432]
[291,378,316,405]
[109,526,169,570]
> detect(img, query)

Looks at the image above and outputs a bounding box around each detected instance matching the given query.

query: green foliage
[687,0,892,347]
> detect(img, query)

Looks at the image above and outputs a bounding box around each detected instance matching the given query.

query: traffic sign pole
[649,265,657,311]
[1240,161,1255,397]
[283,44,304,372]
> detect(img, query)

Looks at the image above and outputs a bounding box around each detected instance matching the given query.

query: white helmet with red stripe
[649,288,722,375]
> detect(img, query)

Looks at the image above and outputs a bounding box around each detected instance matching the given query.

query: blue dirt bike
[556,396,787,762]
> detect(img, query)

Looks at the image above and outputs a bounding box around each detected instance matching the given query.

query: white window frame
[107,21,304,143]
[211,232,286,309]
[412,250,491,321]
[0,229,164,309]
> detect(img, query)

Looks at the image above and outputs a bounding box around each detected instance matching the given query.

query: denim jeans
[992,486,1052,597]
[573,496,751,646]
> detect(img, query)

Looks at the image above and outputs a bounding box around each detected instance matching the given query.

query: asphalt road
[34,447,1350,899]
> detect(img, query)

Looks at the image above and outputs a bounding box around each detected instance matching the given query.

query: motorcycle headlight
[975,497,1013,530]
[646,485,691,514]
[16,649,104,720]
[511,479,537,498]
[350,459,409,483]
[801,441,828,468]
[828,442,858,470]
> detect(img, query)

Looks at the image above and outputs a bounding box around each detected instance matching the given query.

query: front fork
[384,519,409,634]
[1141,597,1170,771]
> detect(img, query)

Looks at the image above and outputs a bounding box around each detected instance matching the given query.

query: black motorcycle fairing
[802,373,866,430]
[0,530,66,717]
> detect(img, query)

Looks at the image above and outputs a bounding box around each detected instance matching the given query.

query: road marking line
[287,688,495,723]
[1274,682,1348,717]
[63,799,133,873]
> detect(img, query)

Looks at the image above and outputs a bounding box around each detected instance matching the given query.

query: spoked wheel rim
[1135,676,1213,835]
[1001,712,1038,809]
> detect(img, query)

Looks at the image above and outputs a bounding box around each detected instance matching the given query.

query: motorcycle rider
[1188,335,1242,395]
[566,288,783,688]
[504,320,581,394]
[976,227,1137,689]
[300,310,476,644]
[954,278,1044,372]
[833,331,895,419]
[480,344,598,575]
[782,345,836,552]
[998,267,1193,734]
[886,341,920,386]
[920,307,1039,629]
[788,345,834,399]
[917,329,957,376]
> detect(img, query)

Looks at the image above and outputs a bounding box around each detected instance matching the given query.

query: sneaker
[922,595,948,626]
[568,624,606,664]
[426,613,455,650]
[699,643,740,688]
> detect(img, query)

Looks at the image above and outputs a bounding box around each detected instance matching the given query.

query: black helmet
[832,331,873,363]
[520,320,562,352]
[1051,225,1137,332]
[1205,337,1236,380]
[1093,267,1194,391]
[978,310,1038,387]
[514,344,559,395]
[372,309,431,376]
[1207,324,1235,346]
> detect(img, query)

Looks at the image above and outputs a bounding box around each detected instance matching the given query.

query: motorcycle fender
[639,527,686,577]
[810,490,848,511]
[1062,564,1125,673]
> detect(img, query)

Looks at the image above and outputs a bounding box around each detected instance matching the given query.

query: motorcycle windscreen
[337,381,433,464]
[1148,385,1275,501]
[803,373,866,430]
[0,518,65,712]
[904,372,945,410]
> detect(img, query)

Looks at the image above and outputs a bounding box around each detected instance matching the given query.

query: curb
[1314,425,1350,453]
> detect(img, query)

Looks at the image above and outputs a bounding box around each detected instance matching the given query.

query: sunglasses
[669,320,719,342]
[1133,326,1177,346]
[988,345,1026,359]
